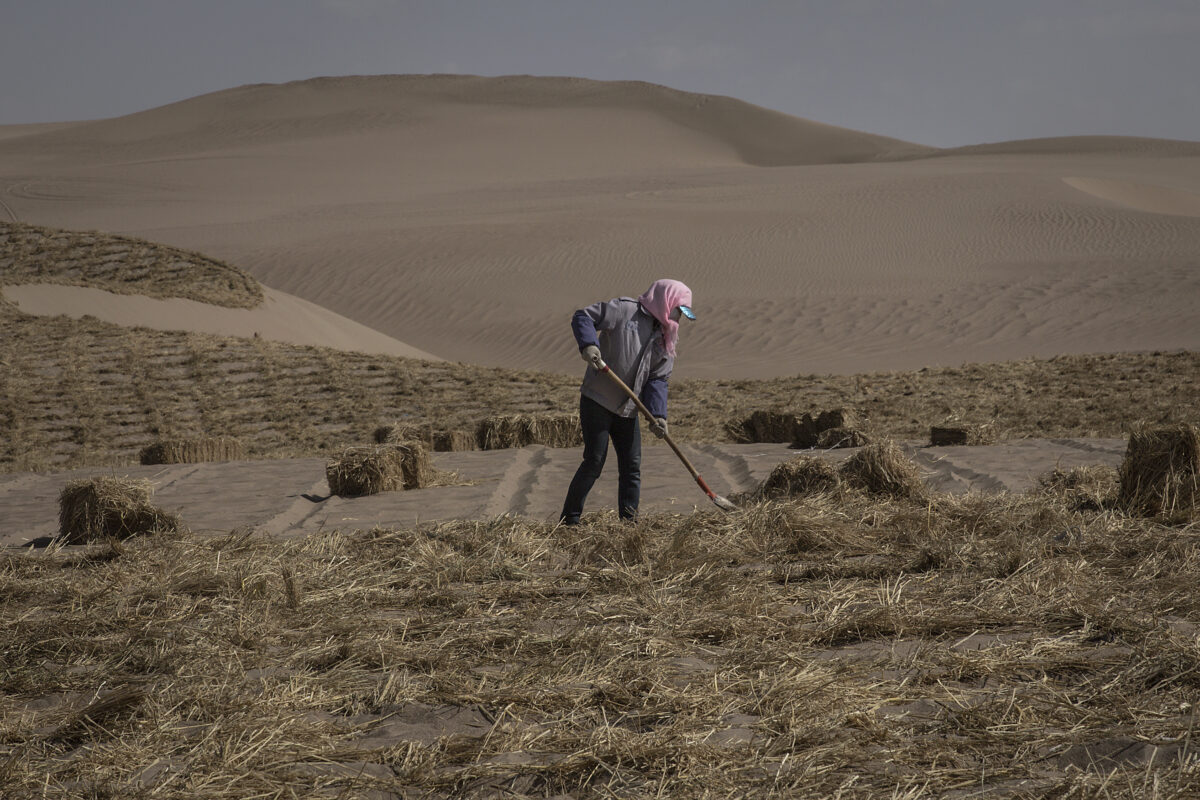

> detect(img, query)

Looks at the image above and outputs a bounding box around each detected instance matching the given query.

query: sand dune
[2,282,441,360]
[2,74,927,167]
[1,74,1198,378]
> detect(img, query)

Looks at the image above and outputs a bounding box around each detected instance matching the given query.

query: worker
[560,279,694,525]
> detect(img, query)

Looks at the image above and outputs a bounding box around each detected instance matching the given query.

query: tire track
[0,190,18,222]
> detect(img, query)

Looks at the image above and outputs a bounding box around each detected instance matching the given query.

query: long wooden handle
[598,365,715,496]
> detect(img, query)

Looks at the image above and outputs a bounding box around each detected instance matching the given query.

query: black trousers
[561,395,641,523]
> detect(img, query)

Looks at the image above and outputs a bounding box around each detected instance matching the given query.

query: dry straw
[839,440,927,501]
[58,476,180,544]
[725,410,806,444]
[930,423,996,446]
[728,406,865,447]
[759,455,841,498]
[432,429,477,452]
[1038,465,1118,511]
[326,442,440,497]
[1117,423,1199,517]
[139,436,245,465]
[373,422,431,446]
[816,427,870,449]
[476,413,582,450]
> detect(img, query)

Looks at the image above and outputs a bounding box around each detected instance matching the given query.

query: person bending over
[560,278,695,525]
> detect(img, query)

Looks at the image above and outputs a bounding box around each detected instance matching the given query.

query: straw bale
[790,407,863,448]
[396,441,435,489]
[374,422,432,446]
[326,444,426,497]
[759,456,841,498]
[816,407,859,432]
[725,410,810,444]
[58,477,180,544]
[1117,423,1200,517]
[139,436,244,465]
[930,424,996,446]
[476,414,582,450]
[816,427,870,449]
[839,440,927,501]
[432,429,477,452]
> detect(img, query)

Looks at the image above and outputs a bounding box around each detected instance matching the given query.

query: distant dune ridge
[0,74,1198,378]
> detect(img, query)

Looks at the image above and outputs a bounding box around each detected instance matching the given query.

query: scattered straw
[1038,465,1118,511]
[57,476,180,544]
[1117,423,1199,518]
[139,436,245,465]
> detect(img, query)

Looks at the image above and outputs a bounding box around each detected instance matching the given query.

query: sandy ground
[1,438,1126,547]
[2,283,440,360]
[0,75,1197,379]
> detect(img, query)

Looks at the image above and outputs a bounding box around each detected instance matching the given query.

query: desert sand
[1,282,440,360]
[1,75,1198,378]
[0,438,1126,547]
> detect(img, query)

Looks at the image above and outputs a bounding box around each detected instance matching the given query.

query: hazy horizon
[3,0,1199,147]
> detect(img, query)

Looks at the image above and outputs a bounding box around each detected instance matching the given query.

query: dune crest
[4,74,930,167]
[1064,177,1200,218]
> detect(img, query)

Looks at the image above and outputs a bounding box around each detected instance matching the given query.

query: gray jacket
[571,297,673,418]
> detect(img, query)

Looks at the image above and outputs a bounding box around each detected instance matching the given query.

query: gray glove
[581,345,603,369]
[650,418,668,439]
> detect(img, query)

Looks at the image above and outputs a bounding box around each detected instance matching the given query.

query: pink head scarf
[637,279,693,358]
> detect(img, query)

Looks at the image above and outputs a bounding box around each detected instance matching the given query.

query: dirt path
[0,439,1127,547]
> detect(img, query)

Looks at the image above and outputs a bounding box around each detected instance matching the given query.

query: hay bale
[725,410,810,444]
[58,477,180,544]
[327,442,435,496]
[839,440,927,501]
[759,456,841,498]
[476,414,582,450]
[816,427,870,449]
[432,429,477,452]
[930,424,996,446]
[816,408,859,433]
[374,422,432,446]
[790,407,863,448]
[139,437,244,465]
[1117,424,1200,517]
[396,442,434,489]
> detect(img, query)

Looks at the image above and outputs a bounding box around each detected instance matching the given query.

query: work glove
[581,345,603,369]
[650,418,668,439]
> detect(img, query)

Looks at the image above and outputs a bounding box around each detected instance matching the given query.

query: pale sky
[2,0,1198,147]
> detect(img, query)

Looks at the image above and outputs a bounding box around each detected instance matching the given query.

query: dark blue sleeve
[640,377,668,419]
[572,309,599,350]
